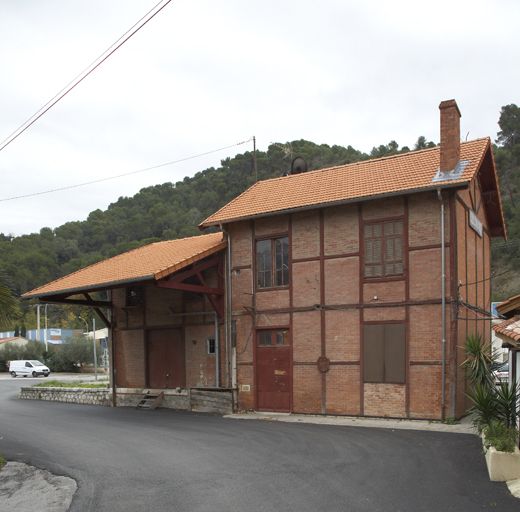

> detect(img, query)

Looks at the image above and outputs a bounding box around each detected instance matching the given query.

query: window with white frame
[207,337,216,355]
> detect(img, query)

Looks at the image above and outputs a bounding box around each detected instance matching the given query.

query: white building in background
[491,302,509,363]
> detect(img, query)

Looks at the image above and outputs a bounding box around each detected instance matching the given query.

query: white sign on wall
[469,210,483,237]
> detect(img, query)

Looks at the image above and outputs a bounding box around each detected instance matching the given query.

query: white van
[9,360,50,378]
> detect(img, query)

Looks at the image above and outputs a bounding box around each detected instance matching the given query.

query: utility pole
[253,136,258,182]
[44,304,48,352]
[36,304,41,342]
[93,317,97,381]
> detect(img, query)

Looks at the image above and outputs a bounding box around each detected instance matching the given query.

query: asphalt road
[0,374,518,512]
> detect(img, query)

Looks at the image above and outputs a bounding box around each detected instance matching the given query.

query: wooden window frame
[256,236,290,289]
[257,328,291,347]
[363,219,404,279]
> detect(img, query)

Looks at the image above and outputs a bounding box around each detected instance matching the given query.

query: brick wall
[293,311,321,362]
[326,366,360,415]
[185,325,221,388]
[364,383,406,417]
[112,264,226,397]
[229,185,493,420]
[453,182,493,418]
[115,329,145,388]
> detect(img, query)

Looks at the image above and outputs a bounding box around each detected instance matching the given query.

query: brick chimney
[439,100,461,172]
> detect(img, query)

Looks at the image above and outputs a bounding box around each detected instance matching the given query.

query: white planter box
[484,445,520,482]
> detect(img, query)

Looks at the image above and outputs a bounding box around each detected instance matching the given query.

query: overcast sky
[1,0,518,236]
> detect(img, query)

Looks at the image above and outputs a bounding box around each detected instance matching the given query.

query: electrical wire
[459,262,520,288]
[0,137,253,202]
[0,0,172,154]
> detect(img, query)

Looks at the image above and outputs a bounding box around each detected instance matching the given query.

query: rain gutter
[437,188,446,421]
[22,276,155,301]
[200,182,470,229]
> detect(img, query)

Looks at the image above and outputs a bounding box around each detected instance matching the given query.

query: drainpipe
[107,290,117,407]
[437,188,446,421]
[220,224,234,390]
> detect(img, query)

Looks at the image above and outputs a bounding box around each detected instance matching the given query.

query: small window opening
[207,337,216,355]
[126,286,144,307]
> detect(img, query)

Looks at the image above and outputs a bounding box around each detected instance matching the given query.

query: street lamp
[78,316,88,332]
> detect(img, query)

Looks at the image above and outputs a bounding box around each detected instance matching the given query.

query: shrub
[460,332,497,387]
[481,421,519,454]
[462,332,519,452]
[0,339,45,372]
[0,336,100,373]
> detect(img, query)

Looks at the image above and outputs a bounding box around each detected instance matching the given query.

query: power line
[0,138,253,202]
[0,0,172,154]
[459,261,520,288]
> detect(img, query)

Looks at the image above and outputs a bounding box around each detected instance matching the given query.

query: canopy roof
[22,232,226,300]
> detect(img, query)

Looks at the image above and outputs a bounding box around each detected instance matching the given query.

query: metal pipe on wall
[437,188,446,420]
[219,224,234,390]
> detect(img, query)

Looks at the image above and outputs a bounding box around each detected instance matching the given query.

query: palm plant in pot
[461,333,520,480]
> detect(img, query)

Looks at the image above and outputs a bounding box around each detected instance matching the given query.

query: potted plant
[461,333,520,481]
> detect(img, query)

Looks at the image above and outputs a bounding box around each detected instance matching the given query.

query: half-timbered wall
[230,186,491,420]
[454,177,493,418]
[112,266,225,392]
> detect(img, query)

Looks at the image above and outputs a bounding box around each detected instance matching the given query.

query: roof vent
[290,157,308,175]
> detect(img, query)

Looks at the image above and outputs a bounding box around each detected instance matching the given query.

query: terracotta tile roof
[22,232,227,299]
[495,293,520,317]
[200,138,499,230]
[0,337,27,344]
[493,316,520,343]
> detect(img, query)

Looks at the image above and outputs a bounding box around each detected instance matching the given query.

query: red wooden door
[148,329,185,389]
[256,329,291,412]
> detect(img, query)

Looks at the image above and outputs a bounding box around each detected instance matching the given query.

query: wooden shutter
[384,323,406,383]
[363,324,385,382]
[364,223,383,278]
[363,323,406,383]
[385,220,404,276]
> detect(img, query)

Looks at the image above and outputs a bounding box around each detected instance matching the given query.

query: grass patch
[443,416,460,425]
[32,380,108,388]
[0,454,6,470]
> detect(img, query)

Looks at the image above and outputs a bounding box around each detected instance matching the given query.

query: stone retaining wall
[19,386,233,412]
[19,386,112,406]
[116,390,190,410]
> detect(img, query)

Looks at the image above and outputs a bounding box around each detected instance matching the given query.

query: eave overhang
[199,182,470,230]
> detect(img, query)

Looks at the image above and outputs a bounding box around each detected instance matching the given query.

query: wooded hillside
[1,105,518,331]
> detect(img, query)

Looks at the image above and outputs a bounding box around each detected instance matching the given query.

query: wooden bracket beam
[196,272,223,320]
[82,293,112,329]
[156,281,224,295]
[40,296,112,308]
[156,254,225,321]
[167,254,222,283]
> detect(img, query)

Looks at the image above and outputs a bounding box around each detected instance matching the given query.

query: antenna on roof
[271,142,293,159]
